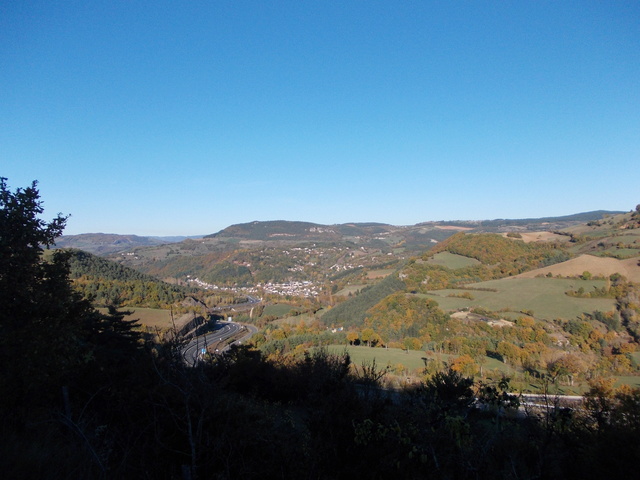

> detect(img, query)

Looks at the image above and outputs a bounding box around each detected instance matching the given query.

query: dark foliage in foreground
[4,342,640,479]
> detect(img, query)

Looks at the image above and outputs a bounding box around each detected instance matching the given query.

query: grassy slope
[335,284,367,296]
[324,345,640,392]
[273,311,319,326]
[422,277,616,320]
[324,345,514,374]
[425,251,481,269]
[262,304,297,317]
[98,307,172,329]
[515,254,640,282]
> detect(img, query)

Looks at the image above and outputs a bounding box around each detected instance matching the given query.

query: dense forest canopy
[65,249,196,307]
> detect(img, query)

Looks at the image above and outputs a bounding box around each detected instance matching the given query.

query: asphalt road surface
[181,320,243,366]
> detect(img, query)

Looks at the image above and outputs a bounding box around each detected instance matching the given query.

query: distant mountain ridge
[54,233,200,255]
[206,220,397,241]
[208,211,624,241]
[59,210,625,255]
[472,210,624,227]
[206,220,335,240]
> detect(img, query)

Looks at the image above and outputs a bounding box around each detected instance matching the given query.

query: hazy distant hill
[206,220,341,241]
[54,233,197,255]
[205,212,624,243]
[422,210,626,231]
[472,210,625,229]
[59,211,623,257]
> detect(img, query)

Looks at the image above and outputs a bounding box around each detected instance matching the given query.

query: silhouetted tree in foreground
[0,178,144,477]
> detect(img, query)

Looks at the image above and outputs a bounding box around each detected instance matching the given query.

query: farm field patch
[367,268,395,279]
[425,251,481,269]
[99,307,173,329]
[325,344,445,371]
[324,345,515,375]
[502,231,571,243]
[516,254,640,282]
[335,284,367,296]
[422,277,616,320]
[273,311,319,326]
[261,303,298,318]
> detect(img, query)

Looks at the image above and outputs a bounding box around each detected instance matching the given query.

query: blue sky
[2,1,639,236]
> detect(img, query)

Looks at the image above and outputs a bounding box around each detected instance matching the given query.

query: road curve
[182,320,255,366]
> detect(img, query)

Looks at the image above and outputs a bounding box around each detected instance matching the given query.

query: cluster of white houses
[186,276,320,298]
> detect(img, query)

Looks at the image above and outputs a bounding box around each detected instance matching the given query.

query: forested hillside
[64,249,196,308]
[321,273,406,327]
[402,233,571,292]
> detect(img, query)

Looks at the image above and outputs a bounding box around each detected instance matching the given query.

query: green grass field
[262,303,297,318]
[426,251,481,269]
[99,307,173,329]
[325,344,442,370]
[335,284,367,296]
[273,311,318,326]
[323,345,515,375]
[614,376,640,388]
[609,232,640,243]
[422,277,616,320]
[322,345,640,392]
[367,268,395,279]
[596,247,640,259]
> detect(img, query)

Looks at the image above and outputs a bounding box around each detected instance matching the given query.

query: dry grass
[367,269,394,279]
[501,231,571,243]
[516,254,640,282]
[435,225,474,231]
[99,307,174,329]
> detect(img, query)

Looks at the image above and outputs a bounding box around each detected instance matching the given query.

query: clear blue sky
[2,1,639,236]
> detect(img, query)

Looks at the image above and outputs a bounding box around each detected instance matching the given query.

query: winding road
[181,320,257,366]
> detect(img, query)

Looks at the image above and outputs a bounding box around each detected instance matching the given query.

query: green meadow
[273,311,319,326]
[335,284,367,296]
[422,277,616,320]
[426,251,481,269]
[324,345,515,375]
[262,303,297,317]
[99,307,173,329]
[325,344,436,371]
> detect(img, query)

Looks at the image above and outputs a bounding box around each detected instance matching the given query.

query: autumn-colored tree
[347,330,359,345]
[360,328,376,347]
[547,353,586,386]
[403,337,422,351]
[496,341,522,366]
[584,377,616,429]
[365,292,448,344]
[370,332,383,348]
[451,354,479,377]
